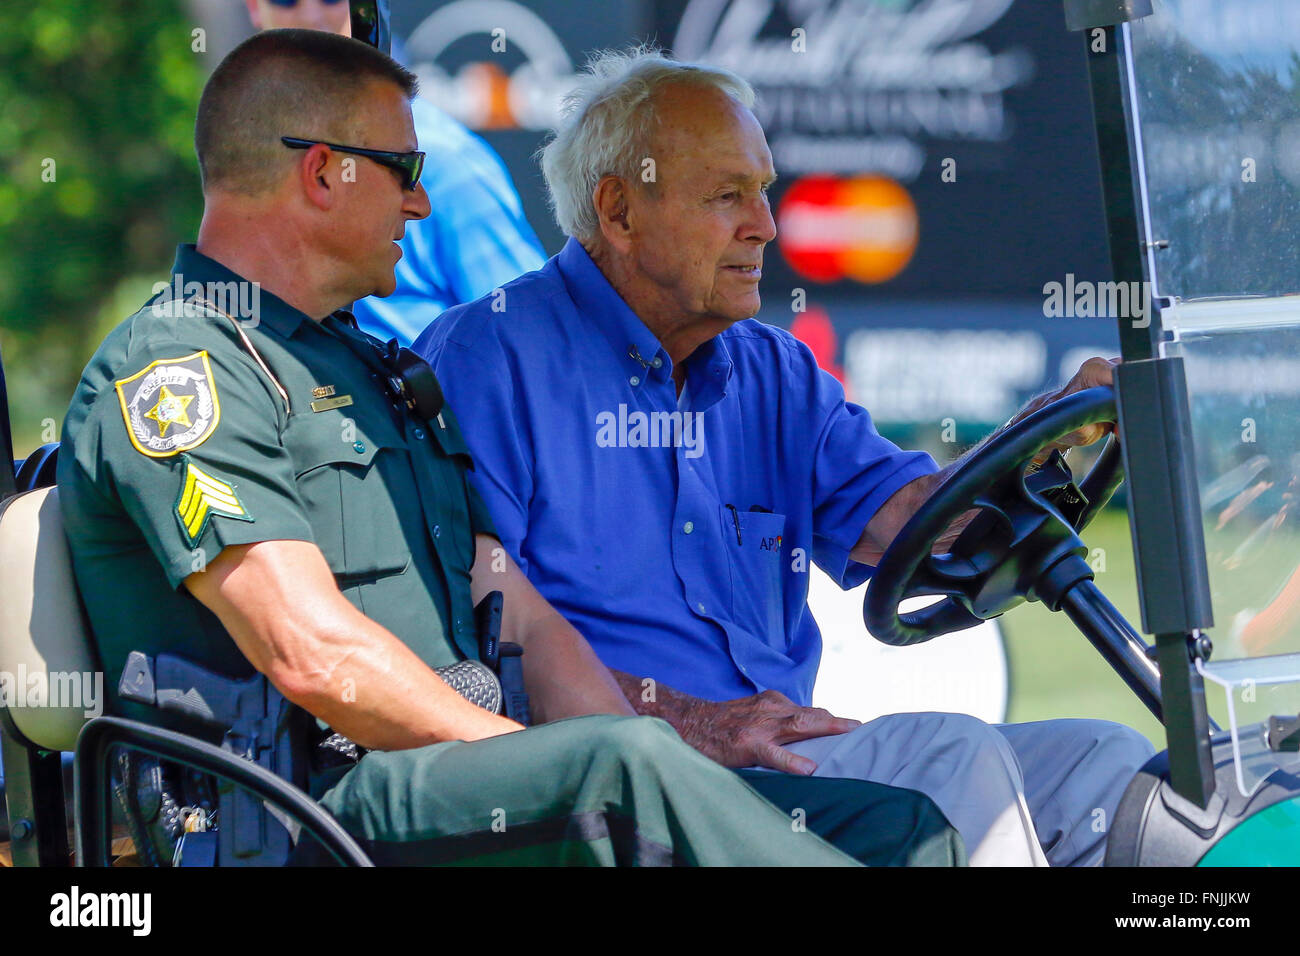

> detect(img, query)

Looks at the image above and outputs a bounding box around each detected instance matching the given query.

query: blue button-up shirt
[352,98,545,346]
[416,239,938,706]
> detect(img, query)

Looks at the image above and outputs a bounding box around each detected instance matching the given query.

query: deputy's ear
[244,0,263,29]
[295,144,336,211]
[593,175,634,252]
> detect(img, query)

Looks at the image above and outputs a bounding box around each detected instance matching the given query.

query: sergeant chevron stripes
[174,456,252,545]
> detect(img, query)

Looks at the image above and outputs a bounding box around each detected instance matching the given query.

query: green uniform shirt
[58,244,495,722]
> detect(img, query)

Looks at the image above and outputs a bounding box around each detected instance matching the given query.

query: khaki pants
[785,713,1154,866]
[312,714,965,866]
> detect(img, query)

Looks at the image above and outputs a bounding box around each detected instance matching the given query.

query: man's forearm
[472,535,634,723]
[614,668,678,718]
[515,611,636,722]
[612,669,709,738]
[851,382,1079,564]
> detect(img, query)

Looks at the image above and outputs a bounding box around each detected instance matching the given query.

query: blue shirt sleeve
[421,319,535,574]
[801,347,940,590]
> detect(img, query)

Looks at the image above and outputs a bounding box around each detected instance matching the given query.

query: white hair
[539,46,756,242]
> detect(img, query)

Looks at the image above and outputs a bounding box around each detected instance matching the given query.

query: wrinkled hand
[677,689,861,775]
[1011,356,1119,463]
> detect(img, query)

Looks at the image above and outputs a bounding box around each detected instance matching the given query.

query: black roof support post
[1065,1,1217,808]
[349,0,391,55]
[0,344,17,502]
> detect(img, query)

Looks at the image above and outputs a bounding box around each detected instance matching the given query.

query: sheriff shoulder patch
[115,351,221,458]
[174,455,253,546]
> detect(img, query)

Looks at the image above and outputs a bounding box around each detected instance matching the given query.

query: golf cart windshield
[1122,0,1300,793]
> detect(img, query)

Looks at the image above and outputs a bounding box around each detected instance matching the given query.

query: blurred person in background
[244,0,545,344]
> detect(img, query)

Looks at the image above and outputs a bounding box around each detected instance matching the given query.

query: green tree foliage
[0,0,204,452]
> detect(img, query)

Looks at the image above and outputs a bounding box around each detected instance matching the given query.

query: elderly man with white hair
[416,47,1154,866]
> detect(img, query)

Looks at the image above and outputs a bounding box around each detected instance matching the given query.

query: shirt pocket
[283,412,412,585]
[719,506,788,651]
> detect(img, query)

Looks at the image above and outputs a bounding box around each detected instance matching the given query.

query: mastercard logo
[460,61,518,129]
[777,176,919,284]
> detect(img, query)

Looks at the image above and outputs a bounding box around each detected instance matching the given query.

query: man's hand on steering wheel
[853,357,1121,566]
[863,376,1124,645]
[1009,356,1121,463]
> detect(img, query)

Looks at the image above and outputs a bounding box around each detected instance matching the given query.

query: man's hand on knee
[611,672,860,773]
[679,689,860,774]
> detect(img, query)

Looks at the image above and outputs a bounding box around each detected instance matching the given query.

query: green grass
[1000,507,1167,748]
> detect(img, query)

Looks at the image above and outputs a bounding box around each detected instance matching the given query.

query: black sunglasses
[281,136,425,191]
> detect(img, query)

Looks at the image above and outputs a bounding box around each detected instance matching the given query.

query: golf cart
[865,0,1300,865]
[2,0,1299,868]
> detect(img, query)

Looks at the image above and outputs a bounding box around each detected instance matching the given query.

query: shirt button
[413,427,425,440]
[652,357,663,369]
[683,521,694,534]
[696,602,706,614]
[433,525,441,538]
[352,441,365,454]
[630,375,641,387]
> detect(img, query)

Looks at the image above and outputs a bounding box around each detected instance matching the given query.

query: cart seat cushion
[0,487,100,751]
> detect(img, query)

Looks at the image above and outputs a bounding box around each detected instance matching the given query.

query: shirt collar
[169,244,310,340]
[556,238,673,385]
[685,332,734,410]
[555,238,736,402]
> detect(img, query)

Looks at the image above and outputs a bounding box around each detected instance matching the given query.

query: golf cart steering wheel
[863,386,1123,646]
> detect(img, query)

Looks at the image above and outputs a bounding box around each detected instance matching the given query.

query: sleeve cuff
[161,519,316,590]
[817,453,940,590]
[465,479,500,542]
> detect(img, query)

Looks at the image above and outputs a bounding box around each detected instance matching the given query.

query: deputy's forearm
[188,540,521,751]
[270,608,523,751]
